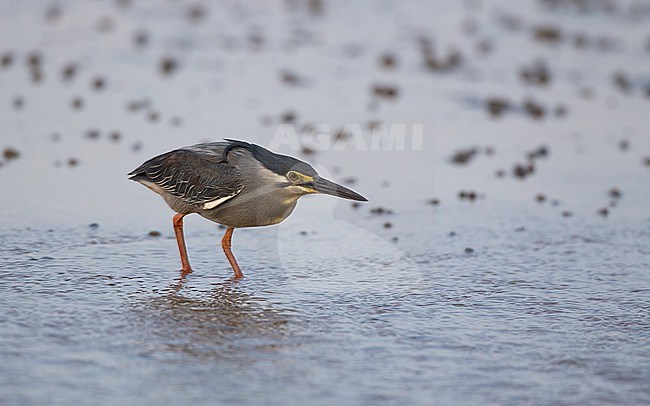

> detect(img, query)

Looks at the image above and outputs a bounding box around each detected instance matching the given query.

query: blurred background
[1,1,649,404]
[1,0,648,229]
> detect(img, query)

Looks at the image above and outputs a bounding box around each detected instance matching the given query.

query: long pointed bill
[312,176,368,201]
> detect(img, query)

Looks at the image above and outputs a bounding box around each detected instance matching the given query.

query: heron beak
[311,176,368,201]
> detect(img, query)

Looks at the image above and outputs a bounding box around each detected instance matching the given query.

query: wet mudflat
[1,220,648,404]
[1,1,649,405]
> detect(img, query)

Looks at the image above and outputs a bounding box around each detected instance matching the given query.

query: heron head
[238,139,368,202]
[283,168,367,202]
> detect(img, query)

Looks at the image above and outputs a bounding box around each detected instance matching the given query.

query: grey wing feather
[129,148,243,206]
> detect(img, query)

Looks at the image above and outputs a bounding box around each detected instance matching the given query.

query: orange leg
[221,227,243,278]
[172,213,192,274]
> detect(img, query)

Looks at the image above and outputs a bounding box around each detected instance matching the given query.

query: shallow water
[1,1,650,405]
[1,221,648,404]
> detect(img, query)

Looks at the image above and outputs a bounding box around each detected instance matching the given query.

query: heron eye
[287,171,300,182]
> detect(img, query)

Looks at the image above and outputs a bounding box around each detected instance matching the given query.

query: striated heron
[129,139,367,278]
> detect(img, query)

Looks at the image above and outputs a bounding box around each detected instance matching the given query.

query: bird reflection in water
[130,275,290,359]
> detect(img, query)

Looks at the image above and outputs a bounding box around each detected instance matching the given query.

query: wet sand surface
[1,1,649,404]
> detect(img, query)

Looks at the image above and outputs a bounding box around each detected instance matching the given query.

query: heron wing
[129,148,243,208]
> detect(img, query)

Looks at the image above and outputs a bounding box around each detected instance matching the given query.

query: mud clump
[30,68,44,84]
[476,39,493,55]
[370,207,394,215]
[92,76,106,91]
[458,190,479,201]
[511,145,549,180]
[109,131,122,143]
[71,97,84,111]
[1,52,13,68]
[279,70,305,86]
[419,37,462,72]
[379,53,397,70]
[513,163,535,179]
[160,57,179,76]
[248,33,264,51]
[148,111,160,122]
[300,145,316,156]
[25,51,45,84]
[45,5,61,24]
[608,188,622,199]
[613,72,632,94]
[523,99,545,119]
[372,84,400,100]
[26,51,42,68]
[486,97,510,118]
[527,145,549,160]
[308,0,324,16]
[133,30,149,47]
[187,4,207,22]
[126,99,150,113]
[3,147,20,160]
[533,25,562,44]
[334,128,351,142]
[280,110,297,123]
[555,104,568,118]
[574,33,588,49]
[450,147,479,165]
[85,129,100,140]
[61,63,78,81]
[449,145,493,166]
[367,120,383,131]
[13,96,24,110]
[520,60,551,86]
